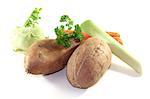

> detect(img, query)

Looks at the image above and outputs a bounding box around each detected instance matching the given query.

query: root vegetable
[67,38,112,89]
[24,39,79,75]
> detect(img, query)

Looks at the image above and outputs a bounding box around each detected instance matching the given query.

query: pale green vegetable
[12,8,45,53]
[81,20,142,74]
[12,25,45,53]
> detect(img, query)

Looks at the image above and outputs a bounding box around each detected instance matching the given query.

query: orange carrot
[106,32,120,37]
[81,32,91,41]
[113,37,123,45]
[64,30,74,34]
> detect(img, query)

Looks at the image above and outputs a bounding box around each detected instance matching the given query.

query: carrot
[64,30,91,41]
[106,32,123,45]
[81,32,91,41]
[64,30,74,34]
[106,32,120,37]
[113,37,123,45]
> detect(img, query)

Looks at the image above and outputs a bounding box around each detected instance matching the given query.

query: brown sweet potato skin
[24,39,79,75]
[67,38,112,89]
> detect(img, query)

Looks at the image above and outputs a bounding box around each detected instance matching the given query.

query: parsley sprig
[24,8,42,27]
[55,15,83,48]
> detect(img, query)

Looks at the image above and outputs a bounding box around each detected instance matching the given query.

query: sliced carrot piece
[106,32,120,37]
[81,32,91,41]
[113,37,123,45]
[64,30,74,34]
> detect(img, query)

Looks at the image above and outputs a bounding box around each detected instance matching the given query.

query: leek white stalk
[81,20,142,74]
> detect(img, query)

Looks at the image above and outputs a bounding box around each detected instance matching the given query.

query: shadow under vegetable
[44,62,140,97]
[44,68,86,97]
[110,62,141,77]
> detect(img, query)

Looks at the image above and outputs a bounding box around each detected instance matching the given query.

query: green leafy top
[24,8,42,27]
[55,15,83,48]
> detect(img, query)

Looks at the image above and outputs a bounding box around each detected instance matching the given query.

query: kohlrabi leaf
[12,25,45,53]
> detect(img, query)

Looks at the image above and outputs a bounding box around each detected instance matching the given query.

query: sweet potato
[24,39,79,75]
[67,38,112,88]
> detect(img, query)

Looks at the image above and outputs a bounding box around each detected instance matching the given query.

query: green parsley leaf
[55,15,83,48]
[24,8,42,27]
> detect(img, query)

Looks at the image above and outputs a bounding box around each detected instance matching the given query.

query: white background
[0,0,150,99]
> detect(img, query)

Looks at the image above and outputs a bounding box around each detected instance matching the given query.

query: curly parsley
[55,15,83,48]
